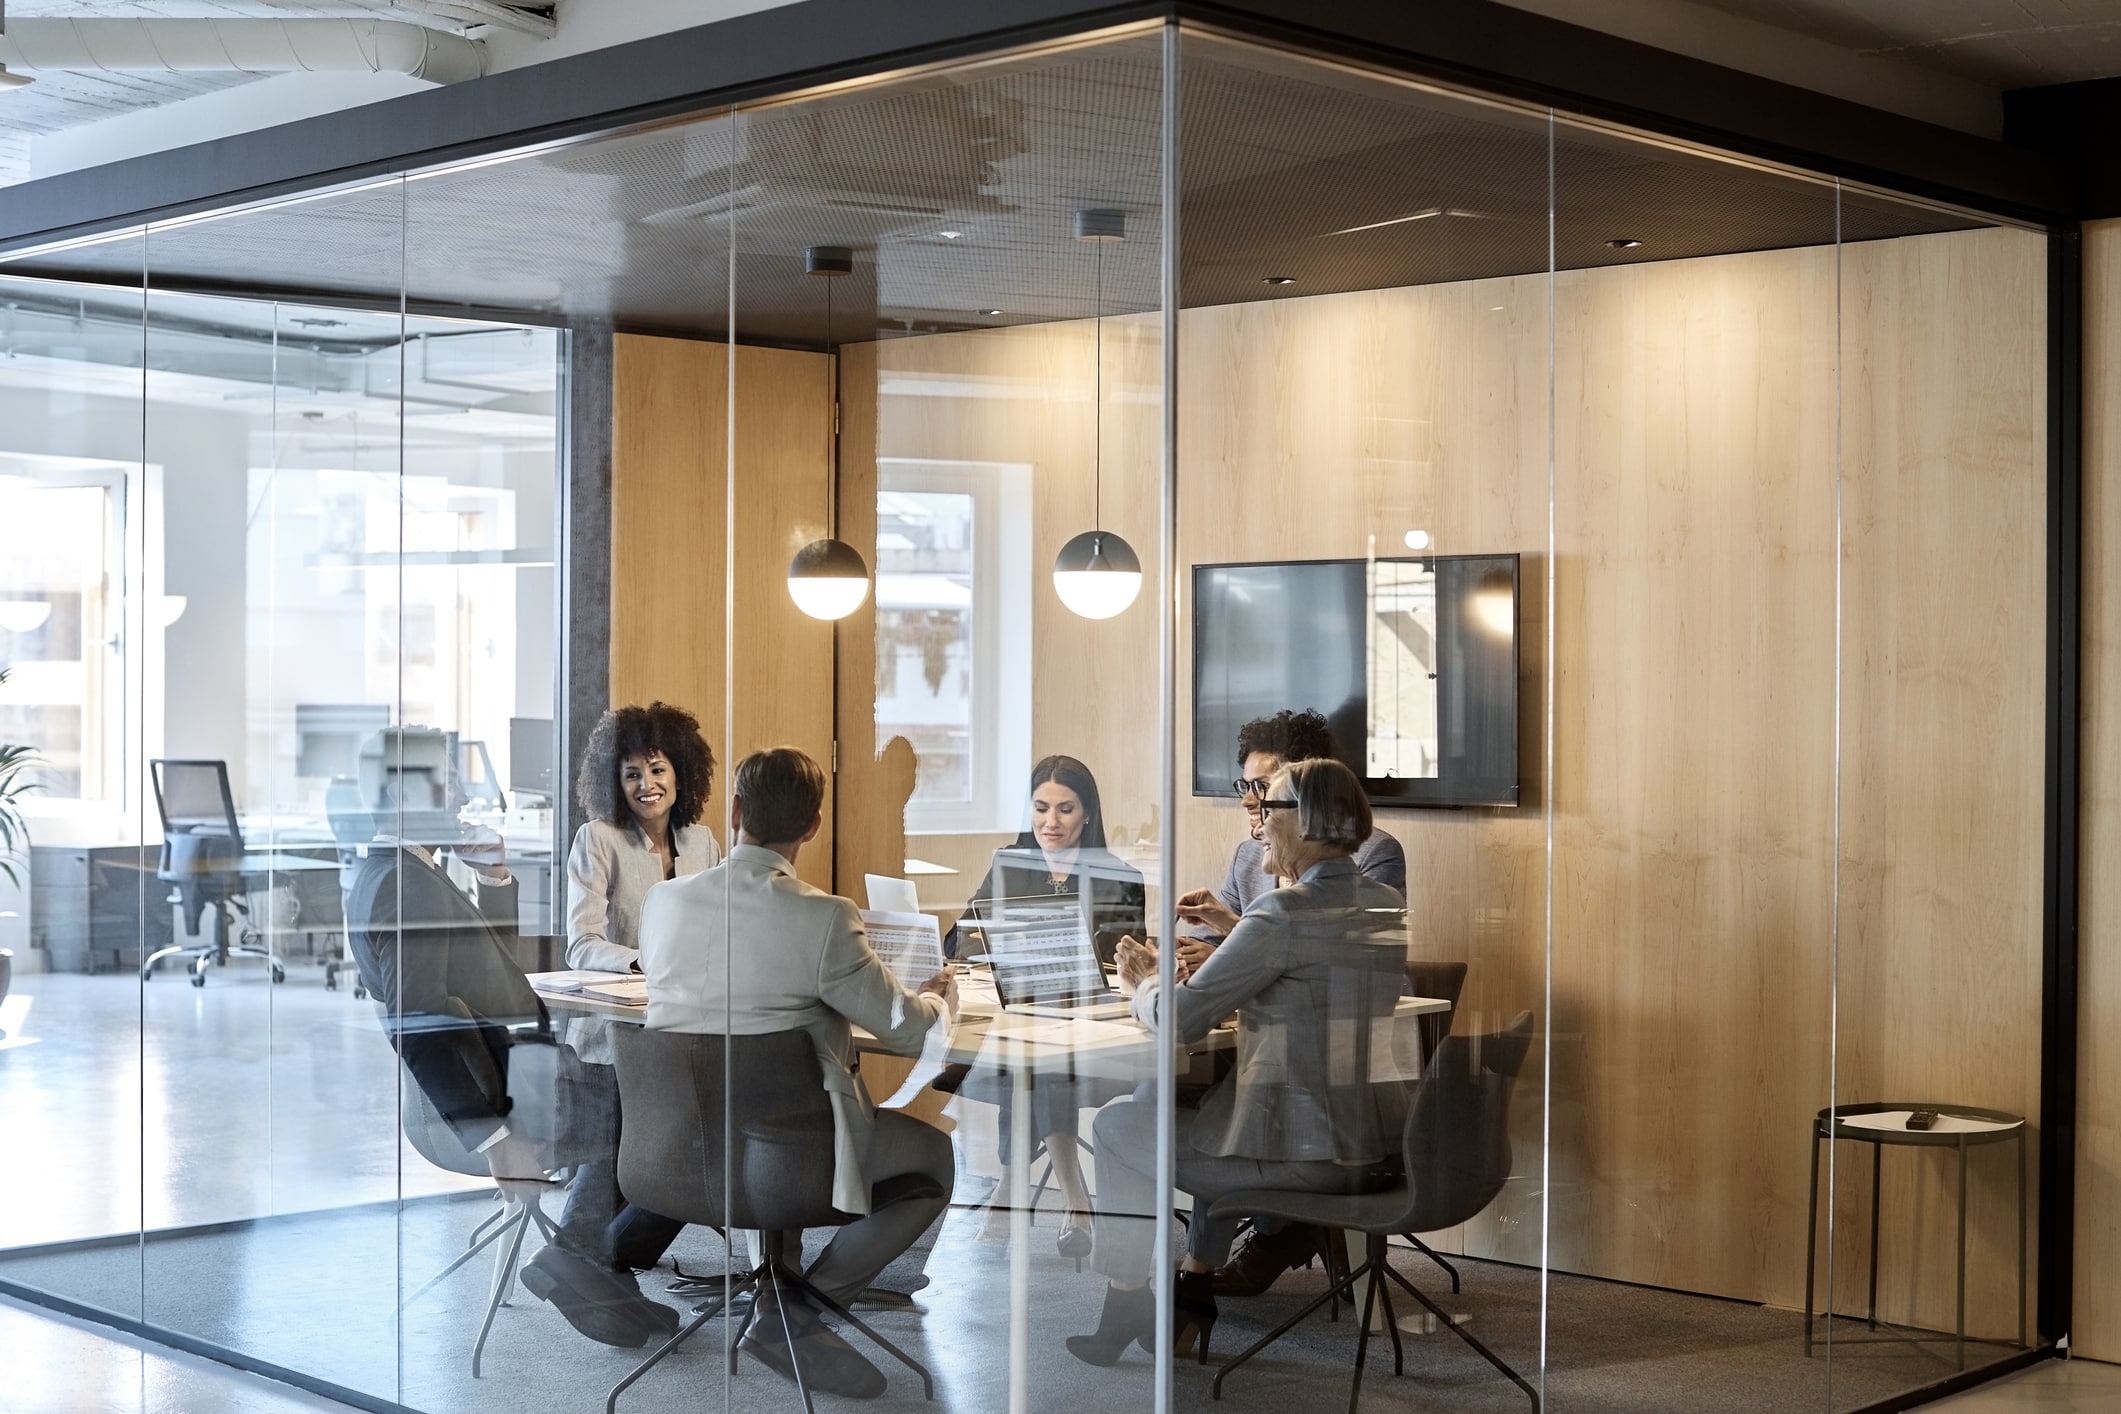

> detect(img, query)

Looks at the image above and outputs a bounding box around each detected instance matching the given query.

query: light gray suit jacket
[637,844,949,1213]
[1134,855,1410,1165]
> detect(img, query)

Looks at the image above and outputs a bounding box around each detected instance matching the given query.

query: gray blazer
[1136,855,1410,1165]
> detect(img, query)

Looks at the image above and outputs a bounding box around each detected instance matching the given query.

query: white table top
[529,969,1449,1072]
[1839,1109,2023,1136]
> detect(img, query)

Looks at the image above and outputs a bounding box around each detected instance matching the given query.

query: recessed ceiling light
[1489,305,1505,312]
[979,308,1003,316]
[940,230,962,240]
[1607,238,1642,249]
[1263,276,1295,286]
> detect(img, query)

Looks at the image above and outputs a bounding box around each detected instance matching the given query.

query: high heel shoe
[1168,1269,1219,1363]
[1056,1213,1093,1269]
[1066,1282,1155,1366]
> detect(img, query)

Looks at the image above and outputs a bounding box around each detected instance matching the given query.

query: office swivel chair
[321,777,372,997]
[396,1059,567,1380]
[141,759,288,987]
[1208,1011,1538,1414]
[606,1026,939,1414]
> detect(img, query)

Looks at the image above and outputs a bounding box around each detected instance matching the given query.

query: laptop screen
[974,916,1110,1008]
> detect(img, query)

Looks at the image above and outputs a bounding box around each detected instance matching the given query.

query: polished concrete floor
[0,1292,360,1414]
[0,967,2052,1413]
[1931,1357,2121,1411]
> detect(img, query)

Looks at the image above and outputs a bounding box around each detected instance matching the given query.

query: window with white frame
[875,459,1031,834]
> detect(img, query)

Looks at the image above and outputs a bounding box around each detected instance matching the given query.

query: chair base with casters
[605,1194,938,1414]
[140,884,287,987]
[400,1190,559,1379]
[1212,1233,1538,1413]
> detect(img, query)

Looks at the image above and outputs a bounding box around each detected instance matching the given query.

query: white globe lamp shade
[1052,530,1142,620]
[787,538,870,621]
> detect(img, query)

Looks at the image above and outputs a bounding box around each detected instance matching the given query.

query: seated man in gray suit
[632,746,958,1400]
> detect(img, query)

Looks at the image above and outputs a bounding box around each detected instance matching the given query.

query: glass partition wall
[0,18,2051,1414]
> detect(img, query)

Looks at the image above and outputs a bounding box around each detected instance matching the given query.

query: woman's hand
[1175,887,1238,937]
[1116,935,1159,992]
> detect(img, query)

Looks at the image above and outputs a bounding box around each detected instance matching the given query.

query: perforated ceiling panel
[3,29,1985,345]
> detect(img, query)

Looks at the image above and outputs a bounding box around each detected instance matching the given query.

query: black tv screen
[1193,555,1520,808]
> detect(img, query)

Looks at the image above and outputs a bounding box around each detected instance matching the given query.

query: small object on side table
[1905,1108,1939,1131]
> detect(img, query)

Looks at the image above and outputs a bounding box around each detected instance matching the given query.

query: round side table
[1803,1101,2026,1370]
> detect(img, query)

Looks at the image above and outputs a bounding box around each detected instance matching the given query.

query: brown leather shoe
[1211,1223,1327,1298]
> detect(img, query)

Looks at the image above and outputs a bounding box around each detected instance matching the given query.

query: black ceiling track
[0,0,2088,259]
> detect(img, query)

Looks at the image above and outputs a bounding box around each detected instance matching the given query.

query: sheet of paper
[530,970,633,994]
[865,874,920,914]
[980,1013,1141,1048]
[576,977,648,1006]
[860,909,947,989]
[874,1013,955,1110]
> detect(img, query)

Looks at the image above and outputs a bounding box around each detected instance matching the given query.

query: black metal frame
[0,2,2089,1409]
[0,0,2082,258]
[2038,225,2084,1349]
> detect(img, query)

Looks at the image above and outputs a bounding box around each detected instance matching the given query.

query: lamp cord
[825,271,838,538]
[1093,239,1103,535]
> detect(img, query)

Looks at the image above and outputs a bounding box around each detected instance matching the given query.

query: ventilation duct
[0,18,484,84]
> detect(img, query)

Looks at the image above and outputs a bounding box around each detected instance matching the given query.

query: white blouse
[565,816,723,972]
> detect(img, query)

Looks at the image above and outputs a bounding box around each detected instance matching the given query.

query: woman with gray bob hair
[1279,756,1373,854]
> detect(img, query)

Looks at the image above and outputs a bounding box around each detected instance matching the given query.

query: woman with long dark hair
[947,754,1145,1263]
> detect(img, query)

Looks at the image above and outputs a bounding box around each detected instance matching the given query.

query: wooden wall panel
[814,226,2046,1325]
[2077,218,2121,1361]
[1549,245,1840,1306]
[1833,225,2047,1338]
[610,334,836,889]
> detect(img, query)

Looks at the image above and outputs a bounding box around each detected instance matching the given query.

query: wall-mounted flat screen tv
[1193,555,1520,808]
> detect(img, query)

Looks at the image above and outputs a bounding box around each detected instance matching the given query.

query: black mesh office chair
[141,759,287,986]
[1208,1010,1539,1414]
[605,1026,939,1414]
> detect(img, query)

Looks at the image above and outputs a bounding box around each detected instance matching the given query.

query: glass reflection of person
[1068,759,1409,1366]
[945,755,1145,1261]
[562,702,723,1273]
[342,728,678,1348]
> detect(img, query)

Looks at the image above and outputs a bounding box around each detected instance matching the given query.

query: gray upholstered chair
[395,1067,562,1379]
[1208,1010,1538,1414]
[604,1026,939,1414]
[1399,959,1469,1292]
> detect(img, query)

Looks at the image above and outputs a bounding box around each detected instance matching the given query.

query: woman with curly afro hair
[566,701,722,976]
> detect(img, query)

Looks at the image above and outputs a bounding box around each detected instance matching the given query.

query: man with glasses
[1172,707,1406,1298]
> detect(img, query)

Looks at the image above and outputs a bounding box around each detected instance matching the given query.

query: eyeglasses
[1232,778,1272,798]
[1257,799,1298,815]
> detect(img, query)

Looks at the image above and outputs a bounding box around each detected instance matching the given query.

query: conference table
[530,968,1449,1412]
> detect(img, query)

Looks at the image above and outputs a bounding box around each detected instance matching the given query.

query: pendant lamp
[787,245,872,621]
[1053,209,1142,620]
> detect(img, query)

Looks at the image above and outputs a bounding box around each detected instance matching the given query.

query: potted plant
[0,665,38,1004]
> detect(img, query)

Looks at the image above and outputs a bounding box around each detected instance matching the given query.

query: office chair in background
[141,758,287,987]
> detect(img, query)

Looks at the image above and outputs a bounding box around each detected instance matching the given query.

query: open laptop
[958,896,1132,1019]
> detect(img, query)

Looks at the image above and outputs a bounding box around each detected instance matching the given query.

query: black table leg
[1804,1124,1820,1357]
[1868,1138,1882,1329]
[1956,1134,1969,1372]
[2017,1126,2028,1349]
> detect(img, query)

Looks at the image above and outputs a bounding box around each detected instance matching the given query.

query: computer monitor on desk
[296,703,391,780]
